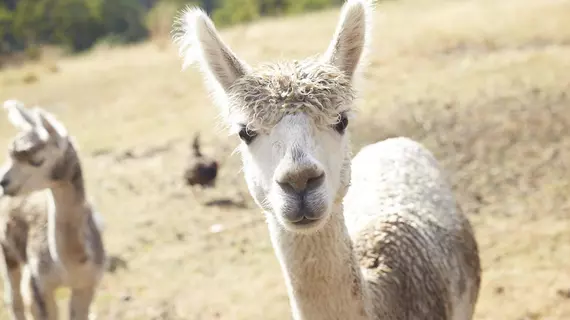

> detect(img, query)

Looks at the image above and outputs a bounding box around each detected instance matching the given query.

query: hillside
[1,0,569,319]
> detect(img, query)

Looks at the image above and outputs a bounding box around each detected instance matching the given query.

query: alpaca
[184,132,218,187]
[0,100,106,320]
[173,0,481,319]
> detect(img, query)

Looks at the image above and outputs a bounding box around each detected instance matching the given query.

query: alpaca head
[174,0,371,233]
[0,100,71,197]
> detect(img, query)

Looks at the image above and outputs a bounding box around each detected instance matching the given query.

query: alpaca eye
[238,126,258,145]
[29,158,44,167]
[334,113,349,134]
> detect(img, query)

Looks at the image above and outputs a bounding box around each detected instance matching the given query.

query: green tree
[1,0,343,56]
[100,0,148,44]
[284,0,332,14]
[11,0,103,52]
[0,4,12,53]
[212,0,259,27]
[1,0,18,11]
[146,0,181,45]
[259,0,285,16]
[51,0,104,51]
[12,0,52,47]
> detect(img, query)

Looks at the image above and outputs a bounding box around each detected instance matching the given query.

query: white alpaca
[0,100,106,320]
[173,0,481,319]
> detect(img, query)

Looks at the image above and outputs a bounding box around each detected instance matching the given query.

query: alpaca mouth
[274,187,330,231]
[282,200,327,222]
[282,206,329,232]
[291,216,320,226]
[283,213,328,232]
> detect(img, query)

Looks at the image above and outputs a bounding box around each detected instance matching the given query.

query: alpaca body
[1,190,105,318]
[173,0,480,318]
[0,101,106,320]
[346,137,480,319]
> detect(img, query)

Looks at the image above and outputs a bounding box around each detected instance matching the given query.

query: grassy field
[1,0,570,319]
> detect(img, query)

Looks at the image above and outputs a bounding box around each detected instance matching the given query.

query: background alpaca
[0,100,106,320]
[173,0,480,319]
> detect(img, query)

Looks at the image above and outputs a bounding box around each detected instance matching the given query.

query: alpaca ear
[173,8,250,92]
[3,100,37,132]
[33,108,68,143]
[323,0,372,79]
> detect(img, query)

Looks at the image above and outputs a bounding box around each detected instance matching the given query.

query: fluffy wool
[229,59,355,132]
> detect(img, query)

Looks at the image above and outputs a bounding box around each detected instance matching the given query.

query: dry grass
[1,0,570,319]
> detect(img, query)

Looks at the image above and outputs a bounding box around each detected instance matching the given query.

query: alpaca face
[238,112,351,233]
[0,100,69,197]
[174,0,370,233]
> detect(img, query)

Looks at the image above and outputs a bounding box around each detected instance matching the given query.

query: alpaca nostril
[306,173,325,191]
[276,170,325,194]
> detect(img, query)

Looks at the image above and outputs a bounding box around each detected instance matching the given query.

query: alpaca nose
[276,167,325,194]
[0,177,9,189]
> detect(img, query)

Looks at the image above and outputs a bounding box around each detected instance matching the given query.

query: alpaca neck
[267,203,369,320]
[47,148,89,267]
[50,174,86,223]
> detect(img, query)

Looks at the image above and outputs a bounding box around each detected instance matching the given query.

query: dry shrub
[146,2,181,50]
[25,46,42,61]
[45,61,60,73]
[22,72,39,84]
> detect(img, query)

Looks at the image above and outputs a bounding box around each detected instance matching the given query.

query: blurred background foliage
[0,0,345,58]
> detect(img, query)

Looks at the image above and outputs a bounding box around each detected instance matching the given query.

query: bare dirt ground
[1,0,569,319]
